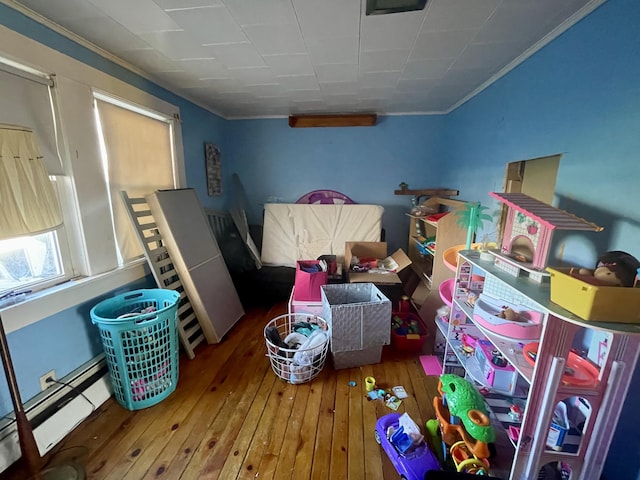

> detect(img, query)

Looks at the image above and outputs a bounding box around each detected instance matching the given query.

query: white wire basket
[264,313,330,384]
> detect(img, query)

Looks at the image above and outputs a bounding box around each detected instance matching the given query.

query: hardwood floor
[3,301,443,480]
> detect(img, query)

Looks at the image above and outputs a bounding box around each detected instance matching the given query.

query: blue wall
[440,0,640,477]
[225,115,446,252]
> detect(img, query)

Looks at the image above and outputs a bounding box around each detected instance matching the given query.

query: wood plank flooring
[2,301,443,480]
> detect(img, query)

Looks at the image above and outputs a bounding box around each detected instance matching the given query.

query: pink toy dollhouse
[488,192,602,281]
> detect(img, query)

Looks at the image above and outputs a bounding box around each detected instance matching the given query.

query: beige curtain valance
[0,124,63,240]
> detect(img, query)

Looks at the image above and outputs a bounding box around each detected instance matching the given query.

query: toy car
[374,412,440,480]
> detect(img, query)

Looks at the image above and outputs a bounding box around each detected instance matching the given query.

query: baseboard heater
[0,356,113,473]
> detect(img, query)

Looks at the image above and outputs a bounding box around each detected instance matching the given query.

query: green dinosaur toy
[439,374,496,444]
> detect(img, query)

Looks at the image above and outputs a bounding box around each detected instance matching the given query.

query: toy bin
[391,312,428,353]
[320,283,391,369]
[90,288,180,411]
[264,313,330,384]
[547,267,640,323]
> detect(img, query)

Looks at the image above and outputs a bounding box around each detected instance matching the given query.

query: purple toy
[374,412,441,479]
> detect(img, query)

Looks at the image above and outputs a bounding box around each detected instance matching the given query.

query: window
[0,232,63,293]
[0,62,74,295]
[94,94,177,264]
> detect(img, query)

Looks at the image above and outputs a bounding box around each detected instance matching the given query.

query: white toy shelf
[437,249,640,479]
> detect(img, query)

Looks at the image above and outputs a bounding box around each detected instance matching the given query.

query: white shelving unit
[438,250,640,479]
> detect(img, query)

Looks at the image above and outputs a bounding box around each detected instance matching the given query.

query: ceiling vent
[366,0,427,16]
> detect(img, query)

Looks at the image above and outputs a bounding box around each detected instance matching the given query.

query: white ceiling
[8,0,603,119]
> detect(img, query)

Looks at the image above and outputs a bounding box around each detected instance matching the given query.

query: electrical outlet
[39,370,56,391]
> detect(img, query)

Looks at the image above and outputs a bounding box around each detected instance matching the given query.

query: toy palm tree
[454,202,493,250]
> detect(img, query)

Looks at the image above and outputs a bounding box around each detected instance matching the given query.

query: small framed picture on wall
[205,142,222,196]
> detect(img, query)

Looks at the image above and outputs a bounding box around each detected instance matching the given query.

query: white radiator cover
[0,360,112,473]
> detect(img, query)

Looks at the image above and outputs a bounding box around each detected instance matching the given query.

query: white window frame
[0,24,186,333]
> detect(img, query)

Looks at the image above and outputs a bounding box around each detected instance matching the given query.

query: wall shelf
[288,113,377,128]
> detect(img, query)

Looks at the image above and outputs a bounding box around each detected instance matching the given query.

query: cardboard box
[288,286,323,317]
[293,260,328,302]
[321,283,391,353]
[345,242,412,284]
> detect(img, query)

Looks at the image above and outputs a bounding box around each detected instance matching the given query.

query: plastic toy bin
[90,289,180,410]
[547,267,640,323]
[391,312,428,352]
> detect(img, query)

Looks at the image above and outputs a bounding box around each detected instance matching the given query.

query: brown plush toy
[578,251,640,287]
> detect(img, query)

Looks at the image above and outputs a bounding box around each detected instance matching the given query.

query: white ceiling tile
[440,66,495,88]
[402,57,454,79]
[276,75,321,91]
[139,30,213,60]
[397,77,440,92]
[158,70,203,85]
[359,71,402,88]
[12,0,599,118]
[17,0,104,22]
[358,86,395,98]
[289,90,324,101]
[293,0,360,39]
[224,0,297,26]
[203,43,265,68]
[245,84,283,97]
[423,0,501,32]
[168,6,248,45]
[176,58,231,78]
[116,48,174,70]
[291,101,328,113]
[243,24,306,55]
[264,54,314,76]
[87,0,180,33]
[320,81,358,95]
[360,9,425,51]
[185,78,246,93]
[324,94,361,107]
[306,37,358,65]
[64,16,150,53]
[411,29,477,60]
[154,0,223,10]
[231,66,277,84]
[473,4,550,45]
[315,64,358,83]
[359,50,410,73]
[453,42,523,70]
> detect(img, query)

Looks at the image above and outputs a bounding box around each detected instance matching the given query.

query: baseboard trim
[0,358,112,473]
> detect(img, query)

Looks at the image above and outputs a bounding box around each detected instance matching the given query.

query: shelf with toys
[429,192,640,479]
[404,196,468,292]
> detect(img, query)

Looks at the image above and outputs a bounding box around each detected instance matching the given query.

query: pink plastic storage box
[293,260,328,302]
[288,286,323,316]
[474,339,518,395]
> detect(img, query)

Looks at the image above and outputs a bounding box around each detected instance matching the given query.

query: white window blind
[0,65,63,175]
[95,99,175,263]
[0,125,63,239]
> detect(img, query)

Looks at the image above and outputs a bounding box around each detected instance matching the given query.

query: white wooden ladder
[121,191,206,359]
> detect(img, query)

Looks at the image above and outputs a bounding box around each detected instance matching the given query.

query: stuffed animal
[578,251,640,287]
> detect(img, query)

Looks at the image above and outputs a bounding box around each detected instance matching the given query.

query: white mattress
[261,203,383,267]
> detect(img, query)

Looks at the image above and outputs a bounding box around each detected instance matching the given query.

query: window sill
[0,260,148,334]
